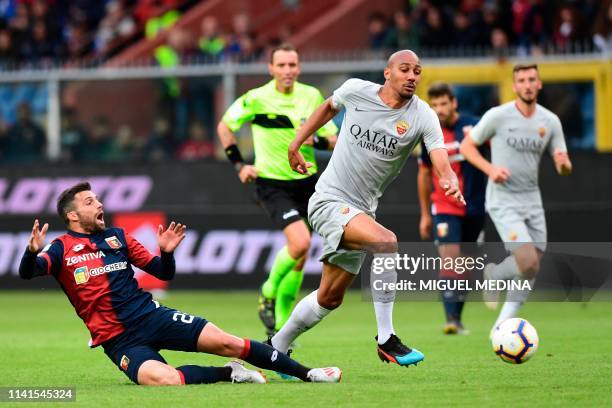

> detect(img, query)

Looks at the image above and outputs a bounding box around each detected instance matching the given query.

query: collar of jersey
[67,229,106,238]
[267,80,298,97]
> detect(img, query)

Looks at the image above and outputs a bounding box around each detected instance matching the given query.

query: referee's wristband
[313,135,330,150]
[225,144,244,171]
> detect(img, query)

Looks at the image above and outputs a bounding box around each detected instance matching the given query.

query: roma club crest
[538,127,546,138]
[396,120,409,136]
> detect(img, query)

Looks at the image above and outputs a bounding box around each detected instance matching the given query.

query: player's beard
[77,213,105,234]
[518,91,536,105]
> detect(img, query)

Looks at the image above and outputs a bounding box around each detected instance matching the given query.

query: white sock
[271,290,331,353]
[492,277,535,332]
[374,301,395,344]
[490,255,521,280]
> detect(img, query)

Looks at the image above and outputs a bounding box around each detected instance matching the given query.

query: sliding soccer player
[19,182,341,385]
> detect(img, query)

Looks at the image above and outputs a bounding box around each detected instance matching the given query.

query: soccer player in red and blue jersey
[19,182,341,385]
[418,83,488,335]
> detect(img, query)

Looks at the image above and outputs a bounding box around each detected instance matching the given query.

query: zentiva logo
[0,176,152,215]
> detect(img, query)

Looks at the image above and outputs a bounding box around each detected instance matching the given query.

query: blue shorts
[102,305,208,384]
[433,214,485,243]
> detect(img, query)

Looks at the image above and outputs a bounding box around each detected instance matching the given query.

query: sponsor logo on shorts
[120,355,130,371]
[282,209,299,220]
[437,222,449,238]
[271,350,278,362]
[509,232,518,241]
[396,120,409,136]
[538,127,546,138]
[341,207,350,215]
[74,266,89,285]
[105,236,122,249]
[72,244,85,252]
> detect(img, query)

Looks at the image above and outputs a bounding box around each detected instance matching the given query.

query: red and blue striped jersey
[419,114,488,217]
[19,227,175,347]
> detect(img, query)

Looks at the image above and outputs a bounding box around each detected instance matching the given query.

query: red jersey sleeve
[125,233,156,269]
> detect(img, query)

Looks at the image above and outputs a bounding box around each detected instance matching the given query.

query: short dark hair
[269,43,298,64]
[512,63,538,74]
[427,82,455,100]
[57,182,91,224]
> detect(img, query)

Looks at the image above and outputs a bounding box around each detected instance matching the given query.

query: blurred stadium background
[0,0,611,291]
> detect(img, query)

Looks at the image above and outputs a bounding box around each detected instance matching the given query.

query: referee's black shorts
[255,175,317,229]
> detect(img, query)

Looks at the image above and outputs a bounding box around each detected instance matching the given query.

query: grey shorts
[488,205,547,252]
[308,192,368,274]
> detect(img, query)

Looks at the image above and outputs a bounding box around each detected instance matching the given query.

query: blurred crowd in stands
[0,0,610,163]
[0,0,610,70]
[0,101,215,163]
[369,0,611,56]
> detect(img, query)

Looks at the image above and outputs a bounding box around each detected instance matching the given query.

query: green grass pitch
[1,291,611,407]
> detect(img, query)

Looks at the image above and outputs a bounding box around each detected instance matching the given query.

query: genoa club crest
[105,236,122,249]
[120,355,130,371]
[396,120,409,136]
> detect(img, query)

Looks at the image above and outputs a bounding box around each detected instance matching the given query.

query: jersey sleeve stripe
[41,252,52,275]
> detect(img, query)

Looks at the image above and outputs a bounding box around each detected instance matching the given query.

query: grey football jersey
[470,101,567,208]
[315,78,445,214]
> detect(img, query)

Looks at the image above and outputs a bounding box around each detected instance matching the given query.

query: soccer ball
[491,318,539,364]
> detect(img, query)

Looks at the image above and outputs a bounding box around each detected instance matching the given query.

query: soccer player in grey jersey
[270,50,465,367]
[460,63,572,335]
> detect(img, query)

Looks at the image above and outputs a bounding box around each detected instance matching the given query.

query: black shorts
[102,305,208,384]
[255,175,317,229]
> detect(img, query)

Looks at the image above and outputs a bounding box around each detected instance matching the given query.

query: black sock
[240,339,310,381]
[456,290,467,322]
[176,365,232,384]
[441,290,458,322]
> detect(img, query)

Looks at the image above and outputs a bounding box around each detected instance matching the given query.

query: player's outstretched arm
[289,98,339,174]
[553,148,572,176]
[429,149,466,206]
[459,133,510,183]
[417,165,433,240]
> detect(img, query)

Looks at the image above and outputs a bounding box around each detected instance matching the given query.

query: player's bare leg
[272,213,424,366]
[343,214,425,366]
[136,339,264,386]
[488,244,542,335]
[271,261,354,354]
[138,360,183,385]
[259,220,310,335]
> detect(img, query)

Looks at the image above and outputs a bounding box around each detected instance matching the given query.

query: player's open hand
[288,142,313,174]
[489,166,511,183]
[157,221,186,253]
[440,178,466,206]
[419,214,432,240]
[28,219,48,253]
[238,165,258,183]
